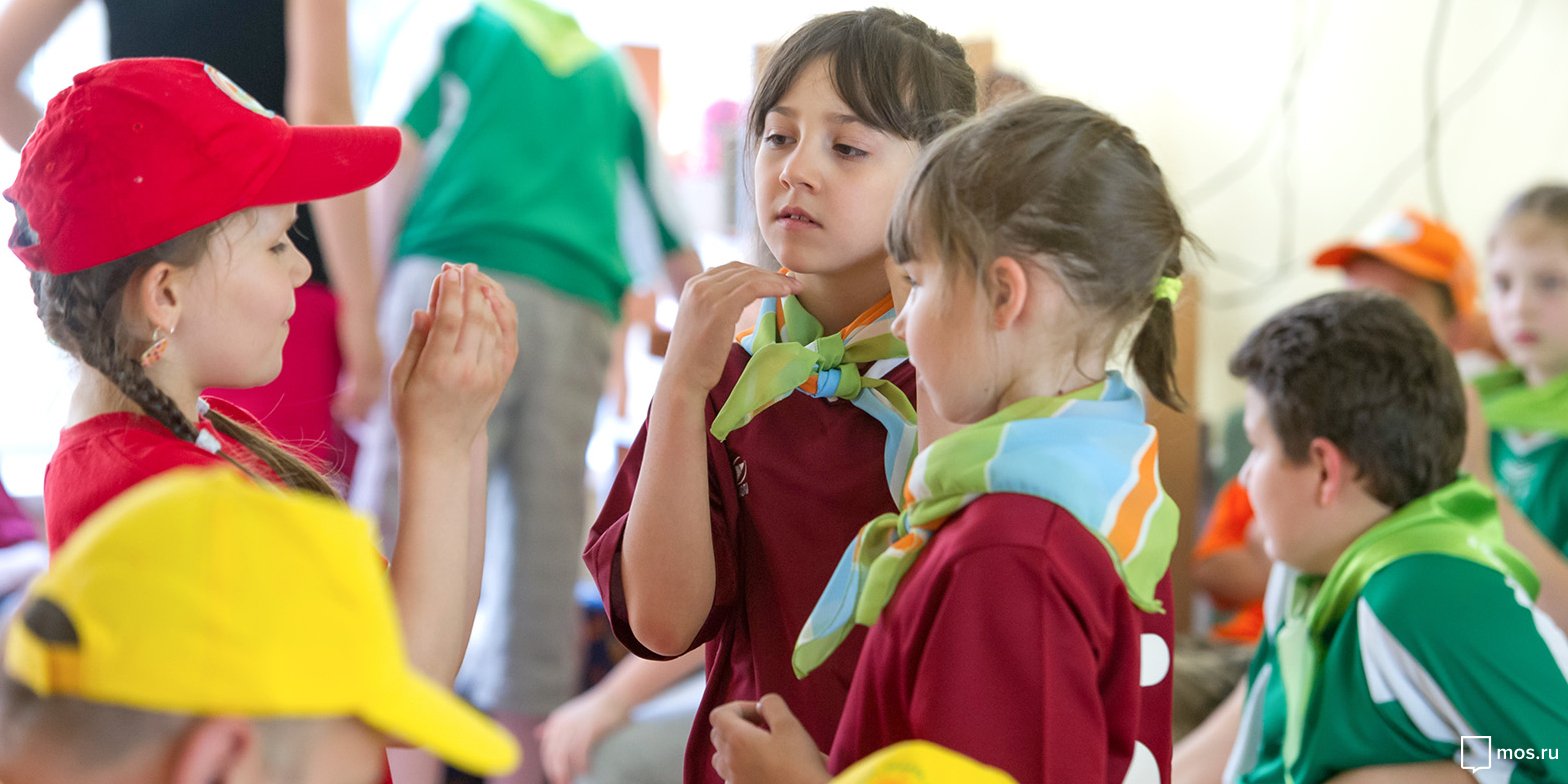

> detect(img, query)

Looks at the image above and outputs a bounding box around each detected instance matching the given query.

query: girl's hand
[662,263,802,400]
[709,694,829,784]
[390,263,518,455]
[536,688,632,784]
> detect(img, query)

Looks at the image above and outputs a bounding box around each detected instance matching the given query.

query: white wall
[4,0,1565,492]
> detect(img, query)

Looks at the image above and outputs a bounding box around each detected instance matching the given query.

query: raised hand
[390,263,518,455]
[661,262,802,400]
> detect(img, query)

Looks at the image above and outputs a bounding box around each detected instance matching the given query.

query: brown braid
[29,217,338,498]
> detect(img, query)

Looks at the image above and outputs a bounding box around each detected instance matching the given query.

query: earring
[139,326,171,367]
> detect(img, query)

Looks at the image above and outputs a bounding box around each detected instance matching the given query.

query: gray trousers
[353,258,611,715]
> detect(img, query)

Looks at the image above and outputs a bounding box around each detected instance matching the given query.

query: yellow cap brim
[360,669,520,777]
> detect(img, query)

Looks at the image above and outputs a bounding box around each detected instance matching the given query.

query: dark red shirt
[828,493,1174,783]
[585,344,916,784]
[45,398,279,551]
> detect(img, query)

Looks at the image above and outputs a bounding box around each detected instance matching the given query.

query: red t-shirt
[585,344,916,784]
[44,398,279,552]
[828,493,1174,784]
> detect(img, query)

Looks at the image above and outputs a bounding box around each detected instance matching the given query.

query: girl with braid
[7,58,516,717]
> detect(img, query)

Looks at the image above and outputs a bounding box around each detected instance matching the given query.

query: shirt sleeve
[1194,478,1255,561]
[1362,556,1568,783]
[582,397,742,660]
[618,80,687,255]
[904,544,1117,782]
[402,65,445,141]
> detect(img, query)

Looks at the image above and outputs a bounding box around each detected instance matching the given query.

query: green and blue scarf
[712,293,917,505]
[792,372,1180,677]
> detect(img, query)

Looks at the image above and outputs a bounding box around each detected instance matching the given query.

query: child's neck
[1524,363,1566,388]
[792,261,893,335]
[69,365,200,427]
[997,349,1111,412]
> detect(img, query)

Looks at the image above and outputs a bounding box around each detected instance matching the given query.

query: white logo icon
[1460,735,1492,772]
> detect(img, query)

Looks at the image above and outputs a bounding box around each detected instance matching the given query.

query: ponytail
[1131,292,1184,411]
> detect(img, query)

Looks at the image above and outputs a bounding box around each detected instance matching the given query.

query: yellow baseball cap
[3,468,519,777]
[832,741,1019,784]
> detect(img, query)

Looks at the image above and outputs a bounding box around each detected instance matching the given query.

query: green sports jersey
[1493,431,1568,556]
[393,1,684,320]
[1229,556,1568,782]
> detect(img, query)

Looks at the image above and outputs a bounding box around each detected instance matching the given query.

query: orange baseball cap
[1313,209,1477,317]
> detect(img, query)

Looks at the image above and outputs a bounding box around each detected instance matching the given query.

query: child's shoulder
[1356,553,1538,641]
[928,493,1090,563]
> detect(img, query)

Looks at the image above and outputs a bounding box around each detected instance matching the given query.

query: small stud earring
[139,326,172,367]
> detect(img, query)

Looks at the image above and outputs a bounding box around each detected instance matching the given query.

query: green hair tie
[1154,276,1183,304]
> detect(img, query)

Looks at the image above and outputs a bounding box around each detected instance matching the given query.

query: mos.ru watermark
[1460,736,1561,771]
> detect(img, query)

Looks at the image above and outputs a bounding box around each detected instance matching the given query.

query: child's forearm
[1495,493,1568,629]
[589,648,705,709]
[621,378,720,656]
[1324,761,1472,784]
[1173,679,1246,784]
[389,442,478,683]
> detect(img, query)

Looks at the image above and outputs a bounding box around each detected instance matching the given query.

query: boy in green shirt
[1178,290,1568,784]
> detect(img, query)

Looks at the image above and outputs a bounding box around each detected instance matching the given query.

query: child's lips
[776,206,821,228]
[1513,331,1539,346]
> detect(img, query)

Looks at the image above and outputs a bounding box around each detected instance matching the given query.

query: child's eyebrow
[767,105,870,129]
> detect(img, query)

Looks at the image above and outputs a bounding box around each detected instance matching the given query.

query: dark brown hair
[747,8,977,151]
[888,94,1193,409]
[30,216,336,496]
[1229,290,1466,509]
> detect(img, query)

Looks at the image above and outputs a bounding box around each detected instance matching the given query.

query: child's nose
[288,243,310,287]
[779,147,820,191]
[891,306,908,340]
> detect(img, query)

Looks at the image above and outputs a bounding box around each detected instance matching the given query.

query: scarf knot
[712,291,918,505]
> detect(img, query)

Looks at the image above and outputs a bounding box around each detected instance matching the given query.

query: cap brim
[251,125,400,206]
[360,668,520,777]
[1311,243,1363,270]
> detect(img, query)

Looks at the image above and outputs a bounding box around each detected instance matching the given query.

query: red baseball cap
[5,58,400,275]
[1312,208,1478,317]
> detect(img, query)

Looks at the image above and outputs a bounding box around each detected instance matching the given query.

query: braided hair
[30,217,336,496]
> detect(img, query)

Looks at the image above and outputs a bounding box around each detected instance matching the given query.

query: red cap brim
[250,125,400,207]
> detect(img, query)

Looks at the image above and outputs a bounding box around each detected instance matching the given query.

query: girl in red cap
[7,57,516,729]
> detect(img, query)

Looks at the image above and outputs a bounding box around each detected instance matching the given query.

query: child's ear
[170,717,256,784]
[130,261,186,334]
[1308,436,1349,507]
[987,256,1029,329]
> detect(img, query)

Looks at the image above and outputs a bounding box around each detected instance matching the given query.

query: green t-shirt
[396,2,683,320]
[1493,431,1568,556]
[1229,558,1568,784]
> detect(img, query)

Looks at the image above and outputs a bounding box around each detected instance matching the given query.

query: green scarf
[712,294,917,504]
[792,372,1180,678]
[480,0,601,77]
[1474,366,1568,436]
[1274,477,1537,783]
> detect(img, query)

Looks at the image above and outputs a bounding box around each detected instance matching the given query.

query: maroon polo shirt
[585,344,916,784]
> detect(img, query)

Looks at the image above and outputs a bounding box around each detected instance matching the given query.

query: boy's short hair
[1229,290,1466,509]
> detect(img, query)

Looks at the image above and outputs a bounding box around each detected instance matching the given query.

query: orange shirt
[1192,478,1264,644]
